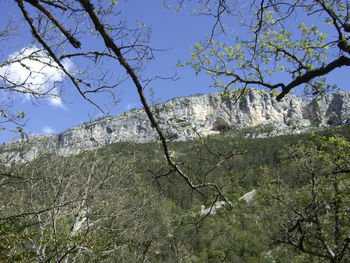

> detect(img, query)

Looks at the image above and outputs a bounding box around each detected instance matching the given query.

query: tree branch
[24,0,81,48]
[16,0,103,111]
[77,0,228,198]
[277,55,350,101]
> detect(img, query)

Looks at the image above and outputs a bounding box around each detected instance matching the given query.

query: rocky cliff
[2,89,350,164]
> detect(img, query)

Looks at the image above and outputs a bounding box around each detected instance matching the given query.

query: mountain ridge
[1,89,350,164]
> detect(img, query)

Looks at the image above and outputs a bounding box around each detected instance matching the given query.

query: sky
[0,0,349,144]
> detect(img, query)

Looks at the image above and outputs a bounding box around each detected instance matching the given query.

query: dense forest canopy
[1,125,350,262]
[0,0,349,195]
[1,0,350,262]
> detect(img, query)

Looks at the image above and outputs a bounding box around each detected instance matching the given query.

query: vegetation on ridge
[1,124,349,262]
[1,0,350,262]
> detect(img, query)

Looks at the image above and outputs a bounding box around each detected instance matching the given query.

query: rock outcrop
[1,89,350,164]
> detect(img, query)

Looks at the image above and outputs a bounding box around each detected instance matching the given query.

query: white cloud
[0,46,73,108]
[126,103,138,111]
[49,95,67,109]
[42,126,55,135]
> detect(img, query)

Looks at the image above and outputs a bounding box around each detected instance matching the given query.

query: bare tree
[0,146,178,262]
[2,0,239,204]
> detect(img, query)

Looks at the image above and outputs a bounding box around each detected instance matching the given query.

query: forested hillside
[1,124,349,262]
[2,1,350,262]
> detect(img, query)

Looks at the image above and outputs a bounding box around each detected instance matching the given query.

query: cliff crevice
[2,89,350,164]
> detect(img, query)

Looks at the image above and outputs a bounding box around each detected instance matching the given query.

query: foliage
[260,134,350,262]
[182,0,350,100]
[1,123,350,261]
[1,0,350,261]
[0,149,176,262]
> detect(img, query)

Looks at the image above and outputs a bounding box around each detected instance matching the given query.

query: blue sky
[0,0,349,144]
[0,0,217,144]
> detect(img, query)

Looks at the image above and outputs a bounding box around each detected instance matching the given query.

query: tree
[1,0,150,134]
[183,0,350,100]
[1,2,350,260]
[0,0,241,200]
[1,0,348,190]
[0,147,177,262]
[260,135,350,263]
[0,22,29,136]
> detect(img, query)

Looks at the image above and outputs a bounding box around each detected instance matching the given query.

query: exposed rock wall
[1,89,350,164]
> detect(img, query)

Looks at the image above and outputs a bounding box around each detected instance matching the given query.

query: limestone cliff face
[2,89,350,164]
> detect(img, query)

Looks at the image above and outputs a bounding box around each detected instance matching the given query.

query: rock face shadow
[212,118,230,132]
[2,89,350,163]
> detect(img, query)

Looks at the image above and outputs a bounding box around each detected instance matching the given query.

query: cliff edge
[1,89,350,164]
